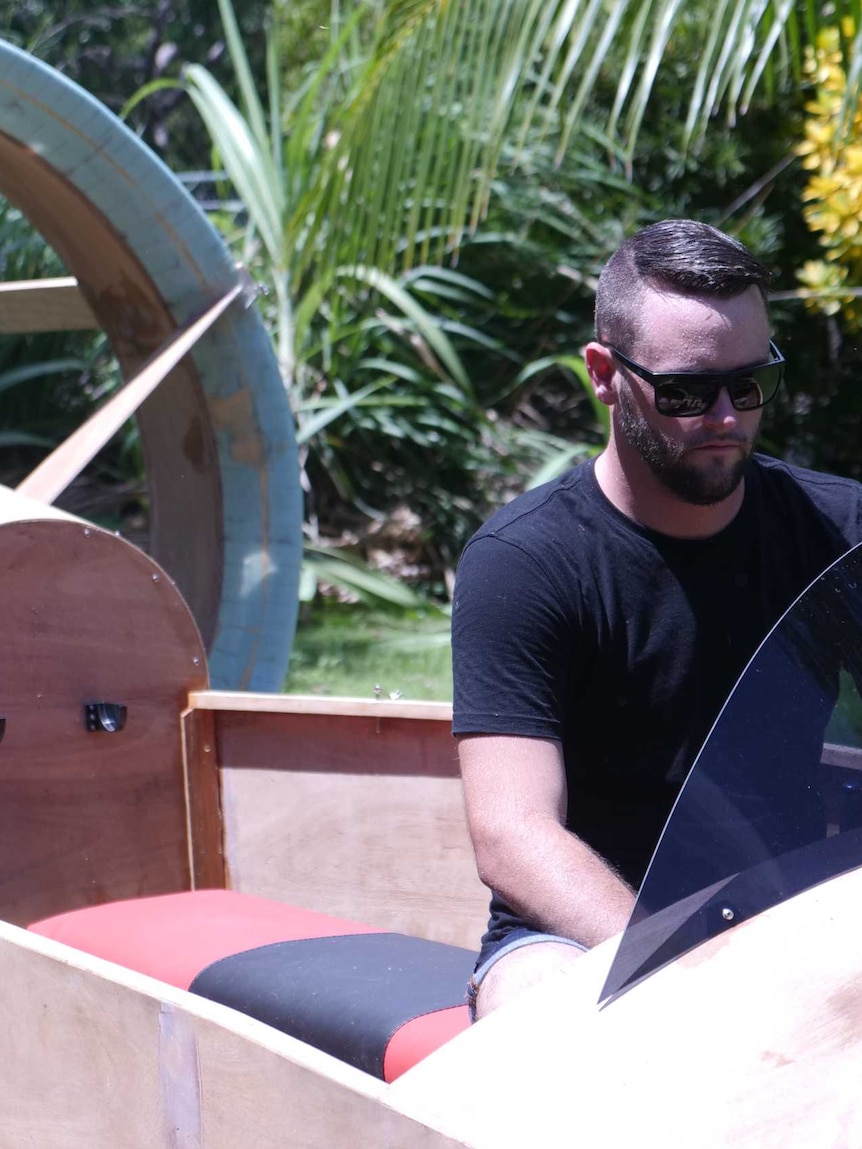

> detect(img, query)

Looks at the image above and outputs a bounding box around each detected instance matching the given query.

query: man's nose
[703,386,739,423]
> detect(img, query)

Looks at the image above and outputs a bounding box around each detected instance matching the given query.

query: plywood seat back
[0,516,207,924]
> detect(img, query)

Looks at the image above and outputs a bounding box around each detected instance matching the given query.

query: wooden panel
[0,922,464,1148]
[191,690,452,722]
[0,276,97,332]
[0,519,207,923]
[217,709,458,777]
[9,868,862,1147]
[0,483,80,525]
[222,769,487,948]
[191,703,487,946]
[206,704,487,948]
[822,741,862,771]
[0,127,222,648]
[392,866,862,1148]
[181,707,226,889]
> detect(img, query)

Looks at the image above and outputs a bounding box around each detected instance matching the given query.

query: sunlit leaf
[0,431,55,447]
[338,265,473,394]
[295,377,395,443]
[304,544,441,608]
[0,358,86,393]
[526,442,594,488]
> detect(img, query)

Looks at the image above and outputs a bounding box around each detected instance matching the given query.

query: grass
[283,600,453,701]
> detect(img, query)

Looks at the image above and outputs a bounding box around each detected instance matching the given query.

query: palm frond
[283,0,830,284]
[176,0,862,295]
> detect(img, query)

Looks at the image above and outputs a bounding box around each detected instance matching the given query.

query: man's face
[612,286,769,507]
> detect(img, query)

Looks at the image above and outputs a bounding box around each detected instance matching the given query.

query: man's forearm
[459,734,635,948]
[476,815,636,949]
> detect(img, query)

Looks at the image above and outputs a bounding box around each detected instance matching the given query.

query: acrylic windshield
[600,541,862,1003]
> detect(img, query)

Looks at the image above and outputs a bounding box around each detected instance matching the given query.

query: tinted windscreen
[601,542,862,1003]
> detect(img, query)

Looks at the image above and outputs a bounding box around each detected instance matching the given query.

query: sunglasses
[608,341,785,418]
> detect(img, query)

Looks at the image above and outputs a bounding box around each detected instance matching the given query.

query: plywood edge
[1,917,471,1147]
[0,483,84,525]
[190,690,453,722]
[391,867,862,1148]
[1,917,388,1093]
[181,708,226,889]
[822,741,862,771]
[0,276,98,332]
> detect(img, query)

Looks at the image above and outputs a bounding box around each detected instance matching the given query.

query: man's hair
[595,219,771,353]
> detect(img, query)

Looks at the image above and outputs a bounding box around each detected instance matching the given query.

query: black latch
[85,703,127,733]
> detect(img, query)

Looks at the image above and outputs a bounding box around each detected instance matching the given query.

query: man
[452,219,862,1019]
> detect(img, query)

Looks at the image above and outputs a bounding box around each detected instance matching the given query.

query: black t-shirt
[452,454,862,943]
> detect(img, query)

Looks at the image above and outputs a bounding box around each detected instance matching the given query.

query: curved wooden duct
[0,42,302,691]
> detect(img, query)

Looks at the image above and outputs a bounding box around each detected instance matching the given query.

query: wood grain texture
[0,126,223,648]
[0,276,98,332]
[191,689,452,722]
[216,708,459,777]
[221,769,487,948]
[181,707,226,890]
[0,922,464,1149]
[392,865,862,1149]
[0,519,207,924]
[206,705,487,948]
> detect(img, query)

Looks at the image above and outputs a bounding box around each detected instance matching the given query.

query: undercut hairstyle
[595,219,771,354]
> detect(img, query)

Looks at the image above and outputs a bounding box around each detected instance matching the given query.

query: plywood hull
[1,923,458,1149]
[1,502,860,1146]
[394,864,862,1148]
[6,867,862,1148]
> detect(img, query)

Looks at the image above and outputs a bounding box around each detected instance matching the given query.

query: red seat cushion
[29,888,382,989]
[383,1005,471,1082]
[28,889,475,1080]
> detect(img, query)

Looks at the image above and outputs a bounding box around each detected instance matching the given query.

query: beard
[616,385,755,506]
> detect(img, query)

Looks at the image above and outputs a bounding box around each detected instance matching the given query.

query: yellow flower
[796,16,862,328]
[797,261,855,321]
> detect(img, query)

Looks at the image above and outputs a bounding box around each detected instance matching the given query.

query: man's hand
[458,733,635,948]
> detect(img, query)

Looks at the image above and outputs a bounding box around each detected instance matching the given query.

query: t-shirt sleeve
[451,534,573,740]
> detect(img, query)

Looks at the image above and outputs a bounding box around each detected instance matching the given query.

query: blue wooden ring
[0,40,301,690]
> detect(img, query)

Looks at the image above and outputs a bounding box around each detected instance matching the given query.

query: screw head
[721,906,735,922]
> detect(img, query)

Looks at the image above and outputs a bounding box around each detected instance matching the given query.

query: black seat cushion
[189,931,477,1079]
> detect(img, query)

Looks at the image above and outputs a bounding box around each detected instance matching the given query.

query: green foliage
[302,544,449,609]
[0,199,142,520]
[285,600,452,700]
[1,0,271,169]
[171,0,831,287]
[12,0,862,612]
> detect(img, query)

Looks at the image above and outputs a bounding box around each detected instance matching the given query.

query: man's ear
[584,342,617,408]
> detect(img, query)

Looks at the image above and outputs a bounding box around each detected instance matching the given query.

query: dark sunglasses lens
[655,360,783,417]
[727,376,764,410]
[654,382,715,417]
[728,362,782,410]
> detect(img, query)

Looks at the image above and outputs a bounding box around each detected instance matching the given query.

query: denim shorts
[466,927,588,1020]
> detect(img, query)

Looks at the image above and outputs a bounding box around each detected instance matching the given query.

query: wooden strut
[0,276,98,333]
[16,279,247,506]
